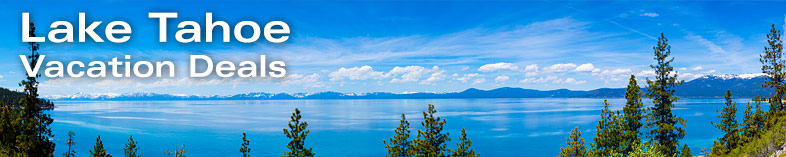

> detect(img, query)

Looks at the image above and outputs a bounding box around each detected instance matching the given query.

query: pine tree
[559,126,588,157]
[240,132,251,157]
[644,33,686,155]
[710,89,740,155]
[591,100,624,156]
[164,144,186,157]
[622,75,645,154]
[124,135,140,157]
[283,108,314,157]
[16,21,55,156]
[740,97,766,144]
[90,135,109,157]
[0,105,20,154]
[760,24,786,113]
[384,113,413,157]
[679,144,691,157]
[450,128,478,157]
[63,131,76,157]
[413,104,450,157]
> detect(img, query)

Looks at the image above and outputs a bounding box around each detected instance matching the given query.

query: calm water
[49,98,755,156]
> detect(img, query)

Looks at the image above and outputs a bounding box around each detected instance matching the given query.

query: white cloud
[639,12,659,17]
[525,72,538,77]
[420,68,447,85]
[704,70,717,74]
[573,63,597,72]
[282,73,325,88]
[472,78,486,85]
[543,63,577,73]
[495,76,510,82]
[329,65,385,81]
[678,67,688,71]
[564,78,586,85]
[691,66,703,71]
[636,70,656,77]
[524,64,539,72]
[520,76,558,84]
[0,74,3,79]
[389,66,443,83]
[478,62,519,72]
[456,73,481,83]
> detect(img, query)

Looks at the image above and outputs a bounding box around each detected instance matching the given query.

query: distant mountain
[44,73,774,101]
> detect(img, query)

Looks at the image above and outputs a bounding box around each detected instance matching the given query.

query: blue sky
[0,0,784,96]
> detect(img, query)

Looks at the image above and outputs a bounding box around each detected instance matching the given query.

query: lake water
[49,98,756,156]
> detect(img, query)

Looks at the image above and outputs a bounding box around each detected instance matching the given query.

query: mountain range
[42,73,773,101]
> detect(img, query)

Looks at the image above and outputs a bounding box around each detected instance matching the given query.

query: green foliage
[2,22,57,156]
[559,126,588,157]
[728,114,786,156]
[63,131,76,157]
[124,135,140,157]
[413,104,450,157]
[761,24,786,113]
[591,100,625,156]
[644,33,686,155]
[283,108,314,157]
[740,98,766,145]
[679,144,691,157]
[164,144,186,157]
[90,135,109,157]
[0,87,54,109]
[622,75,645,154]
[450,128,478,157]
[627,142,668,157]
[384,113,413,157]
[240,132,250,157]
[710,90,740,155]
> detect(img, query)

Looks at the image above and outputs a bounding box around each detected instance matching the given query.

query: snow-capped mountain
[38,73,776,100]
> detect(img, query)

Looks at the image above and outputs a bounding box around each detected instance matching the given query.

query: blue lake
[49,98,755,156]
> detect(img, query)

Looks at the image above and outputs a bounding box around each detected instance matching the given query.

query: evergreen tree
[90,135,109,157]
[63,131,76,157]
[760,24,786,113]
[413,104,450,157]
[622,75,645,154]
[740,97,766,144]
[0,105,19,154]
[591,100,624,156]
[644,33,686,155]
[559,126,588,157]
[679,144,691,157]
[240,132,250,157]
[16,22,55,156]
[283,108,314,157]
[164,144,186,157]
[710,89,740,155]
[124,135,140,157]
[450,128,478,157]
[384,113,413,157]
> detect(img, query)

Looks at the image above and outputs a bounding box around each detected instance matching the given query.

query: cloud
[524,64,539,72]
[478,62,519,72]
[495,76,510,82]
[573,63,597,72]
[472,78,486,85]
[564,78,586,85]
[420,68,447,85]
[389,66,441,83]
[0,74,3,79]
[520,76,558,84]
[691,66,703,71]
[639,12,659,17]
[329,65,385,81]
[543,63,577,73]
[455,73,481,83]
[282,73,325,88]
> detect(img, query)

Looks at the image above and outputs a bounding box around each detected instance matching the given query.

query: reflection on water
[50,98,746,156]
